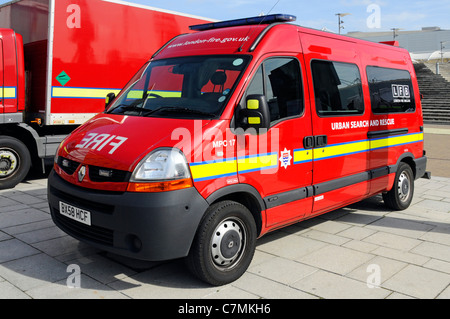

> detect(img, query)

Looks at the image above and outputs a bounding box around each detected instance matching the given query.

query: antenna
[237,0,282,52]
[266,0,281,17]
[187,2,294,52]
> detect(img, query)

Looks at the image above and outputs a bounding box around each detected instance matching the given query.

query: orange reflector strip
[127,178,193,192]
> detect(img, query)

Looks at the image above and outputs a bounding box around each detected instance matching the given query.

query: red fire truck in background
[0,0,210,189]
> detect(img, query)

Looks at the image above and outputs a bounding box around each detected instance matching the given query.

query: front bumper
[48,170,209,261]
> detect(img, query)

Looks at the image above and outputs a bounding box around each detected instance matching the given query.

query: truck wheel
[186,200,257,286]
[382,162,414,210]
[0,137,31,189]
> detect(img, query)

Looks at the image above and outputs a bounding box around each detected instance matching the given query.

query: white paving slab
[0,174,449,300]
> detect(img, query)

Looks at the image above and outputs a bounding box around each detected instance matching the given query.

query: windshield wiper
[108,104,154,115]
[143,107,216,118]
[109,105,216,118]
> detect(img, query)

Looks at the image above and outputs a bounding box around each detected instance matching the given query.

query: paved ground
[424,125,450,179]
[0,125,449,300]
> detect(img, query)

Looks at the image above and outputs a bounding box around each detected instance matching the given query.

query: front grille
[57,157,130,183]
[50,185,115,215]
[89,165,131,183]
[57,157,80,175]
[53,209,114,246]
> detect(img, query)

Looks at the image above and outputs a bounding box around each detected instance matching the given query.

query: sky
[1,0,450,34]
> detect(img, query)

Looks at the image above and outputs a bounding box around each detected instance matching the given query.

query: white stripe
[101,0,216,22]
[45,0,56,126]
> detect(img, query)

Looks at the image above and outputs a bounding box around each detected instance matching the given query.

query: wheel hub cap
[211,220,244,267]
[0,150,17,177]
[398,172,410,201]
[220,230,240,259]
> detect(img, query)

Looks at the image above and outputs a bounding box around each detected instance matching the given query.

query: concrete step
[414,64,450,124]
[423,62,450,83]
[423,109,450,112]
[414,62,450,124]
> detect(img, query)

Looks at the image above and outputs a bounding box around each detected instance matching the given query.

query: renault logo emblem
[78,166,86,182]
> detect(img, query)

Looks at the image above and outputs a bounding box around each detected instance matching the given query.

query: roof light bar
[189,14,297,31]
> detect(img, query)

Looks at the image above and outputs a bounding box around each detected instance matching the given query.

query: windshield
[107,55,250,119]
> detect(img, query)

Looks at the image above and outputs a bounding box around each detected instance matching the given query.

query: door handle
[303,136,314,149]
[315,135,327,147]
[303,135,327,149]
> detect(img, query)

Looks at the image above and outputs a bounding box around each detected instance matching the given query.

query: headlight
[131,148,190,181]
[128,148,193,192]
[54,139,68,165]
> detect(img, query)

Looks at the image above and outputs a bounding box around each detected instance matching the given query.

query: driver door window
[246,57,304,124]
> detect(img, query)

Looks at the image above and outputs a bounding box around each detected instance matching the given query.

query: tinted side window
[311,60,364,116]
[246,58,303,123]
[367,66,415,114]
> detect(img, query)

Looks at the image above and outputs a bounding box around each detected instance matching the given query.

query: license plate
[59,201,91,226]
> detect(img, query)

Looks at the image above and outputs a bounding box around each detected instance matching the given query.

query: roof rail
[152,33,187,58]
[249,23,284,52]
[189,14,296,32]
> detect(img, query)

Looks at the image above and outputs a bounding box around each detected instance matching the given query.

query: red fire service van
[48,14,430,286]
[0,0,209,189]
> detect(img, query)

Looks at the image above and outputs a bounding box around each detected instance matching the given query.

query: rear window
[366,66,415,114]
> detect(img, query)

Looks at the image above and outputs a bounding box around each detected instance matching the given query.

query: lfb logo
[392,84,411,98]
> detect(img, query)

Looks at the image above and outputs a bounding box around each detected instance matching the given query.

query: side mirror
[105,92,116,109]
[236,94,270,133]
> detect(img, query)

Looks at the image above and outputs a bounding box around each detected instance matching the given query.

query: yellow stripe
[294,149,313,163]
[237,153,278,173]
[371,133,423,150]
[190,153,279,182]
[314,140,370,160]
[4,87,16,98]
[53,87,121,98]
[52,87,182,99]
[154,91,181,98]
[126,90,182,98]
[190,159,237,181]
[188,133,424,181]
[314,133,423,161]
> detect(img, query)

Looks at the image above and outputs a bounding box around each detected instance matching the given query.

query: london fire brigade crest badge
[279,148,292,169]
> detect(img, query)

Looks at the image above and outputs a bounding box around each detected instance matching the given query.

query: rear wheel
[383,162,414,210]
[186,200,257,286]
[0,137,31,189]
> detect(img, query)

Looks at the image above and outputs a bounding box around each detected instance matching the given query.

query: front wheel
[186,200,257,286]
[0,137,31,189]
[383,162,414,210]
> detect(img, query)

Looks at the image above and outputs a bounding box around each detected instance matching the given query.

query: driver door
[237,56,313,229]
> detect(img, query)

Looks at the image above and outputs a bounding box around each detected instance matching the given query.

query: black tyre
[382,162,414,210]
[186,200,257,286]
[0,137,31,189]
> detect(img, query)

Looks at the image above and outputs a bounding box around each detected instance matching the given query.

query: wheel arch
[393,152,417,178]
[205,184,266,236]
[0,123,42,160]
